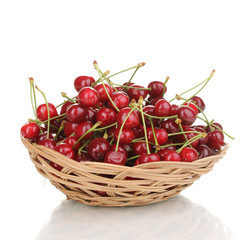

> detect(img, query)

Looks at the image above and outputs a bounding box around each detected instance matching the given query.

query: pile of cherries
[21,62,232,172]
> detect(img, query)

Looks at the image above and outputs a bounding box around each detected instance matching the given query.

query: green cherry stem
[211,123,235,140]
[29,78,38,120]
[91,70,110,87]
[149,118,159,152]
[177,134,203,153]
[178,123,192,148]
[94,122,117,132]
[78,139,92,156]
[54,121,66,140]
[109,81,151,90]
[127,155,140,162]
[61,92,75,103]
[162,76,169,98]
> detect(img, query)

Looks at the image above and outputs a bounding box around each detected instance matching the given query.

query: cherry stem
[131,139,155,145]
[168,130,204,137]
[178,123,192,148]
[127,155,140,162]
[124,62,145,87]
[162,76,169,98]
[28,118,59,130]
[35,85,50,139]
[61,92,75,103]
[78,139,92,156]
[56,100,67,109]
[54,121,66,140]
[91,70,110,87]
[73,121,102,149]
[29,78,37,120]
[177,134,203,153]
[109,81,151,90]
[94,122,117,132]
[103,130,108,139]
[149,118,159,152]
[115,104,138,152]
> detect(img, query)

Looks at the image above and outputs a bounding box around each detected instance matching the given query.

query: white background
[0,0,242,239]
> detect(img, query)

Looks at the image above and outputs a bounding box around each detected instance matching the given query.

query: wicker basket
[21,135,229,207]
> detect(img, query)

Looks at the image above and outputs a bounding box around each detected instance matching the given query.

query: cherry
[35,132,54,144]
[116,107,139,129]
[160,141,176,151]
[50,161,63,172]
[157,149,171,160]
[75,153,92,162]
[193,126,208,145]
[74,76,95,92]
[55,143,75,159]
[63,122,78,137]
[77,87,99,107]
[207,130,224,149]
[85,107,97,123]
[183,102,198,114]
[177,106,197,126]
[196,144,212,159]
[87,138,111,162]
[163,150,182,161]
[64,136,81,152]
[114,127,134,145]
[161,119,180,133]
[205,122,223,132]
[66,104,86,123]
[21,122,40,139]
[148,81,167,97]
[155,99,172,117]
[75,121,94,141]
[96,107,117,127]
[39,139,56,149]
[128,85,148,101]
[110,144,128,158]
[149,96,164,106]
[169,104,179,116]
[180,147,198,162]
[36,103,58,122]
[136,153,160,165]
[94,83,114,102]
[180,127,199,148]
[146,127,168,145]
[60,101,73,115]
[133,142,152,155]
[105,151,127,165]
[109,91,129,110]
[191,96,205,112]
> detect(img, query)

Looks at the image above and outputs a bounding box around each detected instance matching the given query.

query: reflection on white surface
[35,195,232,240]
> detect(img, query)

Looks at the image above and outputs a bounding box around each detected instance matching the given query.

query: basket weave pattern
[21,136,229,207]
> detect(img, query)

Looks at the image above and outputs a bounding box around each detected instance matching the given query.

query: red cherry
[105,151,127,165]
[148,81,167,97]
[180,127,199,148]
[66,104,86,123]
[64,122,78,137]
[96,107,117,127]
[136,153,160,165]
[114,128,134,144]
[146,127,168,145]
[183,102,198,114]
[50,161,63,172]
[191,96,205,112]
[21,122,40,139]
[85,107,97,123]
[75,153,92,162]
[158,149,171,160]
[207,130,224,149]
[74,76,95,92]
[205,122,223,132]
[193,126,208,145]
[196,145,213,159]
[55,143,75,159]
[177,106,197,126]
[110,144,128,158]
[154,99,172,117]
[60,101,73,115]
[109,91,130,110]
[77,87,99,107]
[116,107,139,129]
[87,138,111,162]
[39,139,56,150]
[149,96,164,106]
[127,85,148,101]
[64,136,81,152]
[75,121,94,141]
[133,142,152,155]
[180,147,198,162]
[169,104,179,116]
[35,132,54,144]
[161,119,180,133]
[164,150,182,161]
[36,103,58,122]
[94,83,114,102]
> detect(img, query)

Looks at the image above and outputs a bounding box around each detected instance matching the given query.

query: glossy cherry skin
[183,102,198,114]
[205,122,223,132]
[207,130,224,149]
[85,107,97,123]
[21,122,40,139]
[36,103,58,122]
[75,121,94,141]
[155,99,172,117]
[146,127,168,145]
[180,147,198,162]
[196,144,212,159]
[148,81,167,98]
[163,150,182,162]
[35,132,54,144]
[105,151,127,165]
[128,84,148,101]
[55,143,75,159]
[94,83,114,102]
[169,104,179,116]
[39,139,56,150]
[191,96,205,112]
[133,142,152,155]
[110,144,128,158]
[109,91,129,110]
[50,161,63,172]
[74,76,95,92]
[177,106,197,126]
[87,138,111,162]
[77,87,99,107]
[193,126,208,145]
[117,107,139,129]
[60,101,73,115]
[96,107,117,127]
[180,127,199,148]
[157,149,171,160]
[63,122,78,137]
[114,127,134,145]
[75,153,92,162]
[64,136,81,152]
[161,119,180,133]
[149,96,164,106]
[136,153,160,165]
[66,104,86,123]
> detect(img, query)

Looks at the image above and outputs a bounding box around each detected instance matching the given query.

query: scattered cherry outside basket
[21,61,233,206]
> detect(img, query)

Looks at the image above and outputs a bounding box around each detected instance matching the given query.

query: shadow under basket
[21,136,229,207]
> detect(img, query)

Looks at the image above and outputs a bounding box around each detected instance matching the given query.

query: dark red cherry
[60,101,73,115]
[180,147,198,162]
[149,96,164,106]
[35,132,54,144]
[194,127,208,145]
[110,144,128,158]
[114,128,134,145]
[96,107,117,127]
[169,104,179,116]
[127,84,148,101]
[180,128,199,148]
[94,83,114,102]
[158,149,171,160]
[85,107,97,123]
[164,150,182,161]
[133,142,152,155]
[36,103,58,122]
[160,141,176,151]
[64,136,81,152]
[75,153,92,162]
[177,106,197,126]
[154,99,172,117]
[117,107,139,129]
[161,119,180,133]
[77,87,99,107]
[207,130,224,149]
[87,138,111,162]
[50,161,63,172]
[136,153,160,165]
[191,96,205,112]
[146,127,168,145]
[64,122,78,137]
[75,121,94,141]
[74,76,95,92]
[148,81,167,97]
[55,143,75,159]
[66,104,86,123]
[196,145,213,159]
[39,139,56,150]
[183,102,198,114]
[105,151,127,165]
[21,122,40,139]
[109,91,129,110]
